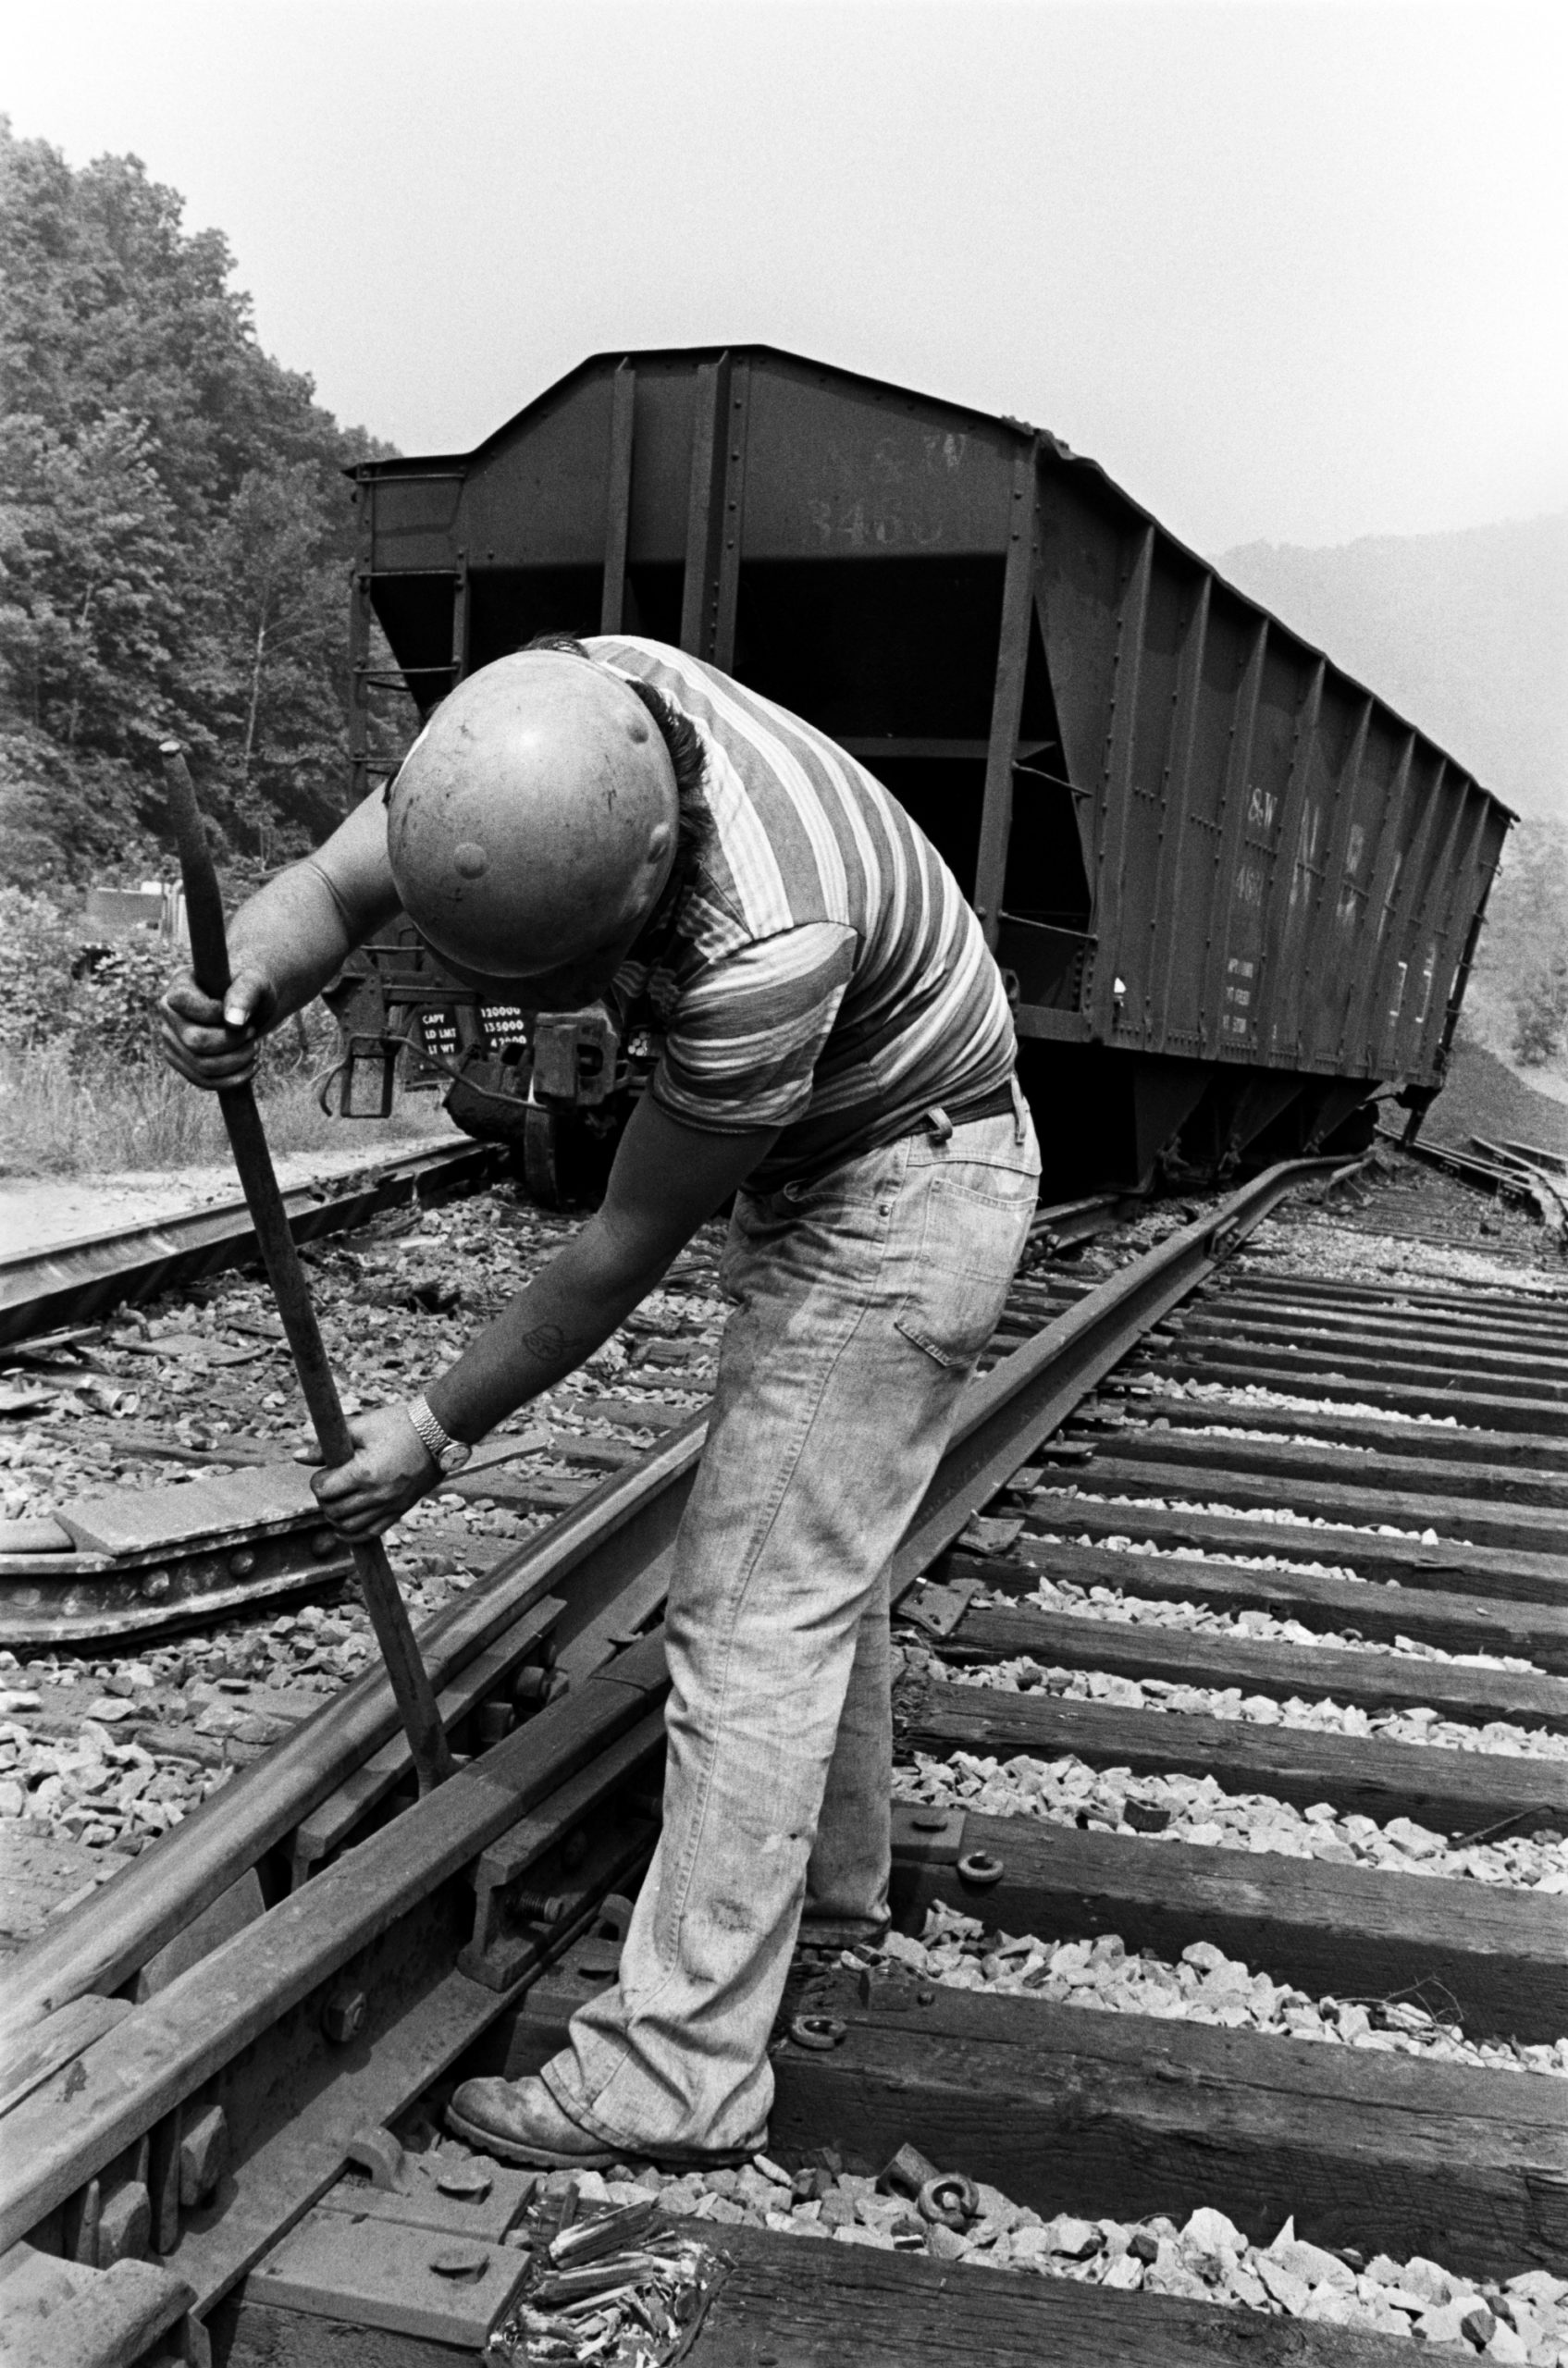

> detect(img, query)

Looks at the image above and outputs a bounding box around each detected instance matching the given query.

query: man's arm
[310,1094,779,1536]
[159,788,401,1088]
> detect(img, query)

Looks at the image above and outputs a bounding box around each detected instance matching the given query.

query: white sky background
[6,0,1564,557]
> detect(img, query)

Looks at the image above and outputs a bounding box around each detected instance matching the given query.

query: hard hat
[387,650,678,976]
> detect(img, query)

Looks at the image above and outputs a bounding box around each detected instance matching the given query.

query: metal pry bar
[159,741,453,1794]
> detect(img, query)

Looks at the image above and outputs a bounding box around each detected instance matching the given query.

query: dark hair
[525,632,712,882]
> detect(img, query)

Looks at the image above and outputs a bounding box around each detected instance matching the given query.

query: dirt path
[0,1131,461,1264]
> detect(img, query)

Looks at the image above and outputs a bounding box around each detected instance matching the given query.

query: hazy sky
[7,0,1564,557]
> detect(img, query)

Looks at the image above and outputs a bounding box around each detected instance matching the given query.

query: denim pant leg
[542,1108,1039,2153]
[798,1561,893,1946]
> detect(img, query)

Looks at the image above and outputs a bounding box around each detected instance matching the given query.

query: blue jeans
[541,1096,1041,2152]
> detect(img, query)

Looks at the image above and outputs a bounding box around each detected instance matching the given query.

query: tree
[1511,956,1568,1067]
[202,462,352,857]
[1466,814,1568,1074]
[0,120,412,889]
[1,412,189,743]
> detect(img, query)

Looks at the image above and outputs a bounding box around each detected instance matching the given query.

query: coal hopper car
[328,345,1511,1201]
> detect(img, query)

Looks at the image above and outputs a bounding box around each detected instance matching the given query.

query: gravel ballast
[1126,1375,1479,1425]
[1043,1486,1460,1545]
[921,1645,1568,1763]
[864,1905,1567,2078]
[998,1571,1542,1675]
[538,2161,1568,2357]
[892,1748,1568,1893]
[0,1190,729,1936]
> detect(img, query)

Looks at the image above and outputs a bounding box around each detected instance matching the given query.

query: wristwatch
[405,1392,473,1476]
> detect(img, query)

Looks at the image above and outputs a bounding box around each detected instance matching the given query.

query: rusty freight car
[327,345,1511,1200]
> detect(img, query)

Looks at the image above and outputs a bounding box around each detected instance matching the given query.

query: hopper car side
[327,345,1511,1202]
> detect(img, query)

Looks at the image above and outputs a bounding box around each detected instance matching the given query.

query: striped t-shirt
[590,635,1016,1190]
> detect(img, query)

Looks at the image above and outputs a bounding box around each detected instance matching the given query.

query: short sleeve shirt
[589,637,1016,1190]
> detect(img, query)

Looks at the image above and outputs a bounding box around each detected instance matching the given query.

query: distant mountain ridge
[1215,514,1567,823]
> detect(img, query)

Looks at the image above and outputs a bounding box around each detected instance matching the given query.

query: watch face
[439,1440,472,1474]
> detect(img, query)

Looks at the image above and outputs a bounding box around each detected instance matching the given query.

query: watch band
[407,1392,463,1470]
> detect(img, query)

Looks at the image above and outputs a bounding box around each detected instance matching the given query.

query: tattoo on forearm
[516,1321,567,1363]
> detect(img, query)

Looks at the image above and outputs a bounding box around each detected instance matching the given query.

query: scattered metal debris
[488,2188,727,2365]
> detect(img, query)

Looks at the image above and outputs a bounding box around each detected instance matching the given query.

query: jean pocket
[894,1171,1036,1369]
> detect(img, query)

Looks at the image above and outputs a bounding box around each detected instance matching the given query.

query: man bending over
[161,635,1039,2168]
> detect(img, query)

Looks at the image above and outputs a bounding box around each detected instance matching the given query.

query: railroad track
[0,1137,502,1354]
[4,1153,1566,2368]
[0,1181,1133,1650]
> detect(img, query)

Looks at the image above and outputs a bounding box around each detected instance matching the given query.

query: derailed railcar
[332,346,1511,1196]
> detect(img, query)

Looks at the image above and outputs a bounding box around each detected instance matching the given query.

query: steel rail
[0,1154,1352,2295]
[0,1638,671,2271]
[1473,1138,1568,1240]
[0,1178,1301,1659]
[4,1159,1340,2043]
[0,1137,503,1351]
[0,1421,705,2050]
[1026,1190,1146,1254]
[891,1153,1361,1597]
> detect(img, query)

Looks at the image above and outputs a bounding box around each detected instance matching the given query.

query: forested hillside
[1463,813,1568,1087]
[0,122,405,889]
[1216,515,1567,828]
[3,123,1560,1092]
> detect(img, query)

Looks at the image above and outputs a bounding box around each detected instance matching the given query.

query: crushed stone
[0,1187,728,1927]
[995,1570,1541,1675]
[1040,1486,1451,1544]
[1124,1375,1475,1427]
[1031,1528,1369,1582]
[918,1644,1568,1763]
[858,1903,1568,2078]
[539,2162,1568,2354]
[892,1748,1568,1893]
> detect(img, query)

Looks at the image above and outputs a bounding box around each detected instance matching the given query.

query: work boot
[446,2077,621,2168]
[444,2075,766,2171]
